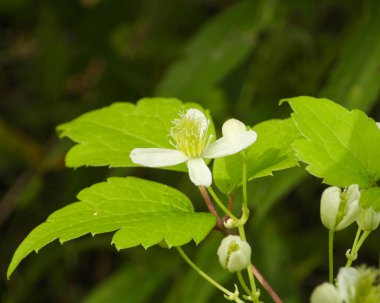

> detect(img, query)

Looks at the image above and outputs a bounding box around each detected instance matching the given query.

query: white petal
[130,148,188,167]
[346,184,360,203]
[202,130,257,159]
[320,187,341,231]
[187,158,212,187]
[186,108,208,130]
[336,199,361,231]
[222,119,247,137]
[337,267,360,302]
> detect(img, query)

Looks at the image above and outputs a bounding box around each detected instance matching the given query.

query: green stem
[328,230,334,283]
[207,187,238,221]
[238,226,259,303]
[237,271,252,297]
[242,152,248,211]
[176,247,244,303]
[345,227,362,268]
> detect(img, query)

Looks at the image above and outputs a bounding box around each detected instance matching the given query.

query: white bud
[217,235,251,273]
[357,207,380,231]
[320,184,361,231]
[222,119,247,137]
[310,283,342,303]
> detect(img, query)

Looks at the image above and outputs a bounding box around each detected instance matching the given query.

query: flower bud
[310,283,342,303]
[320,184,361,231]
[357,207,380,231]
[217,235,251,273]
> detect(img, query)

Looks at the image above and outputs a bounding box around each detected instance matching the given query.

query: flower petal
[187,158,212,187]
[186,108,208,130]
[130,148,188,167]
[202,130,257,159]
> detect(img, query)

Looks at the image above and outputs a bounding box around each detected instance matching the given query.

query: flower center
[169,110,210,158]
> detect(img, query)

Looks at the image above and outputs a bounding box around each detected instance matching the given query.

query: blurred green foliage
[1,0,380,302]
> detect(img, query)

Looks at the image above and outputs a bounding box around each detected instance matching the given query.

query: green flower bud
[320,184,361,231]
[217,235,251,273]
[310,283,342,303]
[357,207,380,231]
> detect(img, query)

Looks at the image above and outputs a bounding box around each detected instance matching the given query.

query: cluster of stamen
[169,111,211,158]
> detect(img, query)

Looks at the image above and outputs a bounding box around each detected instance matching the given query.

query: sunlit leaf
[282,96,380,188]
[57,98,213,170]
[8,177,215,278]
[213,119,300,194]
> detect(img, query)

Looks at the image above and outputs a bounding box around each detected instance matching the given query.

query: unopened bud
[357,207,380,231]
[310,283,342,303]
[217,235,251,273]
[320,184,361,231]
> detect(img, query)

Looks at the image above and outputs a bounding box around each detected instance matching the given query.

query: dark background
[1,0,380,302]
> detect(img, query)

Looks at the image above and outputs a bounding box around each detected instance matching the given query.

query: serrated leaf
[57,98,214,169]
[283,96,380,188]
[360,187,380,211]
[213,119,300,194]
[8,177,215,278]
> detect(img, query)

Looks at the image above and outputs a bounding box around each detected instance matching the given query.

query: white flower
[310,283,342,303]
[320,184,361,231]
[130,109,257,187]
[337,266,380,303]
[217,235,252,273]
[357,206,380,231]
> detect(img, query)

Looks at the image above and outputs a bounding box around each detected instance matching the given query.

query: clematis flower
[130,108,257,187]
[310,266,380,303]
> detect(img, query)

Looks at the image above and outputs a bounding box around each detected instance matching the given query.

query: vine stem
[176,247,245,303]
[251,265,283,303]
[207,187,239,221]
[345,226,362,268]
[346,230,371,267]
[328,230,334,283]
[237,271,252,297]
[198,186,225,234]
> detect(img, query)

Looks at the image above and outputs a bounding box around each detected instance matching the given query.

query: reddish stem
[251,264,283,303]
[198,186,226,235]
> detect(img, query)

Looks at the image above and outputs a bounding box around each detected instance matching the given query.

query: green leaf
[57,98,214,169]
[213,119,300,194]
[360,187,380,211]
[7,177,215,278]
[282,96,380,188]
[155,0,275,100]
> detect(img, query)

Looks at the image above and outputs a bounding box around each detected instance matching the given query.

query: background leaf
[213,119,301,194]
[8,177,215,278]
[284,96,380,188]
[155,0,275,100]
[57,98,214,169]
